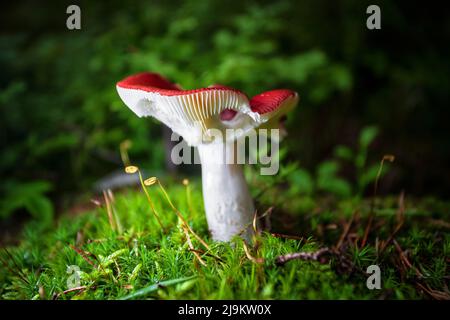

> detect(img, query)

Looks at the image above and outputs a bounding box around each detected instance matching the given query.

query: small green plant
[0,180,54,226]
[334,125,387,196]
[315,160,352,197]
[283,125,389,200]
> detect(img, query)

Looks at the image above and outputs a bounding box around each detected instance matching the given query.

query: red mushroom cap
[116,72,299,145]
[250,89,298,115]
[117,72,245,97]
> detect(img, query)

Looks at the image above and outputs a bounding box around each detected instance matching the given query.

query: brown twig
[0,249,30,285]
[416,283,450,300]
[243,242,264,264]
[379,221,404,255]
[427,219,450,229]
[52,286,95,300]
[392,239,423,278]
[336,211,356,250]
[188,249,225,263]
[378,193,406,255]
[69,244,96,267]
[276,247,331,266]
[360,214,373,248]
[270,233,304,241]
[392,236,450,300]
[182,227,207,266]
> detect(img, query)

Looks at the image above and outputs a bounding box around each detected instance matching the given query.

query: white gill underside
[116,86,275,146]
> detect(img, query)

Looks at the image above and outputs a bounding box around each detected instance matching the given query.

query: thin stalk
[361,154,395,248]
[103,190,117,231]
[137,170,166,232]
[108,189,123,234]
[182,227,207,266]
[119,140,132,167]
[183,179,193,218]
[156,180,210,251]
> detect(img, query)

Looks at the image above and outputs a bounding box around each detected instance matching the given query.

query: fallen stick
[276,247,330,266]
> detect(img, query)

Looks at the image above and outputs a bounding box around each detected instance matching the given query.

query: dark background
[1,0,449,222]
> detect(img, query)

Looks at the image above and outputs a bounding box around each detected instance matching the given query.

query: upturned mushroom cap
[116,72,298,146]
[250,89,298,138]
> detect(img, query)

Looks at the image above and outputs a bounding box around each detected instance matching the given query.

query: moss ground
[0,177,449,300]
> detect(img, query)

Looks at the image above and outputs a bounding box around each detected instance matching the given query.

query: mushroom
[116,72,298,241]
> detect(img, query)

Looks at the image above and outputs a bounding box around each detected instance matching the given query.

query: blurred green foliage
[248,125,387,214]
[0,181,53,225]
[1,0,449,221]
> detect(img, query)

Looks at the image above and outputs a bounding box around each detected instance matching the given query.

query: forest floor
[1,176,449,300]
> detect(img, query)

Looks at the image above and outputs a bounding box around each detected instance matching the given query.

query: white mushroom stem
[197,141,255,242]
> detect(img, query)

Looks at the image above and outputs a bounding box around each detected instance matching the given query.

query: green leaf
[25,195,54,224]
[33,134,79,157]
[119,276,197,300]
[355,152,366,171]
[334,145,354,161]
[316,161,352,197]
[317,161,340,178]
[317,178,352,198]
[0,181,53,221]
[289,168,314,195]
[359,126,379,149]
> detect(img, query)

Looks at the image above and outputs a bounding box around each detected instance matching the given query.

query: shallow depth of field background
[1,0,449,235]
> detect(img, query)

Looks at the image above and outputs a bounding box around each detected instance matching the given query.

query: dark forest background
[1,0,449,223]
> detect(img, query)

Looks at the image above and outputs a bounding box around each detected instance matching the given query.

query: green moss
[0,180,448,300]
